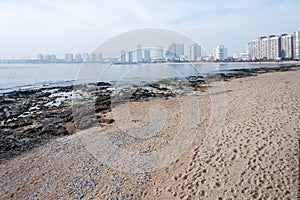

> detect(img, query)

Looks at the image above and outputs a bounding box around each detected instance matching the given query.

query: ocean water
[0,63,81,93]
[0,63,284,93]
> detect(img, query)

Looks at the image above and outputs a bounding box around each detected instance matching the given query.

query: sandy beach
[0,69,299,199]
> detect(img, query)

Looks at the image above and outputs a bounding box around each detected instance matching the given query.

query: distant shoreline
[0,60,300,65]
[164,60,300,65]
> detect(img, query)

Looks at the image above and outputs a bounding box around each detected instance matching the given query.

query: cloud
[0,0,299,58]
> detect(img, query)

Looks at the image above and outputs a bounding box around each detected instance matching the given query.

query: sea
[0,63,287,94]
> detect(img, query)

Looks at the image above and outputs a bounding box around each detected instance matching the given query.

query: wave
[0,80,76,94]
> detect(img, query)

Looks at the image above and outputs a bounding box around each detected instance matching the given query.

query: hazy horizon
[0,0,299,59]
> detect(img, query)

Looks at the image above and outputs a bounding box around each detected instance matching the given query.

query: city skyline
[0,0,299,58]
[1,29,299,63]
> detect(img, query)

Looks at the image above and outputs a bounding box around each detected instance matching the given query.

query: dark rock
[95,82,111,87]
[98,118,114,124]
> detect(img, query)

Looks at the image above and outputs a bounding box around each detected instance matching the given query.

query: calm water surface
[0,63,284,93]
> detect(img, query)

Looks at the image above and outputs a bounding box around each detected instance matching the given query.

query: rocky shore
[0,82,114,163]
[0,65,299,163]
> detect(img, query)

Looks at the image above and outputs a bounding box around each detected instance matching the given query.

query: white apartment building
[294,31,300,60]
[250,35,281,60]
[214,45,228,61]
[189,43,201,61]
[250,37,263,59]
[269,35,281,60]
[281,34,293,59]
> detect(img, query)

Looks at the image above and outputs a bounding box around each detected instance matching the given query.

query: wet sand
[0,70,299,199]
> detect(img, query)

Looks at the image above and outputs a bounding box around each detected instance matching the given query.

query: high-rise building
[49,54,56,62]
[250,35,281,60]
[136,45,143,63]
[158,46,164,59]
[166,42,184,61]
[251,37,263,60]
[269,35,281,60]
[75,53,82,62]
[189,43,201,61]
[37,54,43,61]
[261,36,269,59]
[90,53,97,63]
[65,53,74,62]
[280,34,293,60]
[144,49,151,62]
[246,43,251,55]
[244,42,251,60]
[37,54,56,62]
[120,50,126,63]
[82,53,90,62]
[128,51,134,63]
[214,45,228,61]
[151,46,164,61]
[96,53,103,63]
[43,54,50,61]
[294,31,300,60]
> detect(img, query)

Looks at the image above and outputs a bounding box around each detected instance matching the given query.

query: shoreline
[115,60,300,65]
[1,60,300,65]
[185,60,300,65]
[1,63,300,95]
[1,65,300,163]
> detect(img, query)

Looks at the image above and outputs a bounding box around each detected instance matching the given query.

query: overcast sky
[0,0,299,58]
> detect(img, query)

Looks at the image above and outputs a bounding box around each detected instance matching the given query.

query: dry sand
[0,70,299,199]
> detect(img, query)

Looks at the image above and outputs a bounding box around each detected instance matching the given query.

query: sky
[0,0,299,58]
